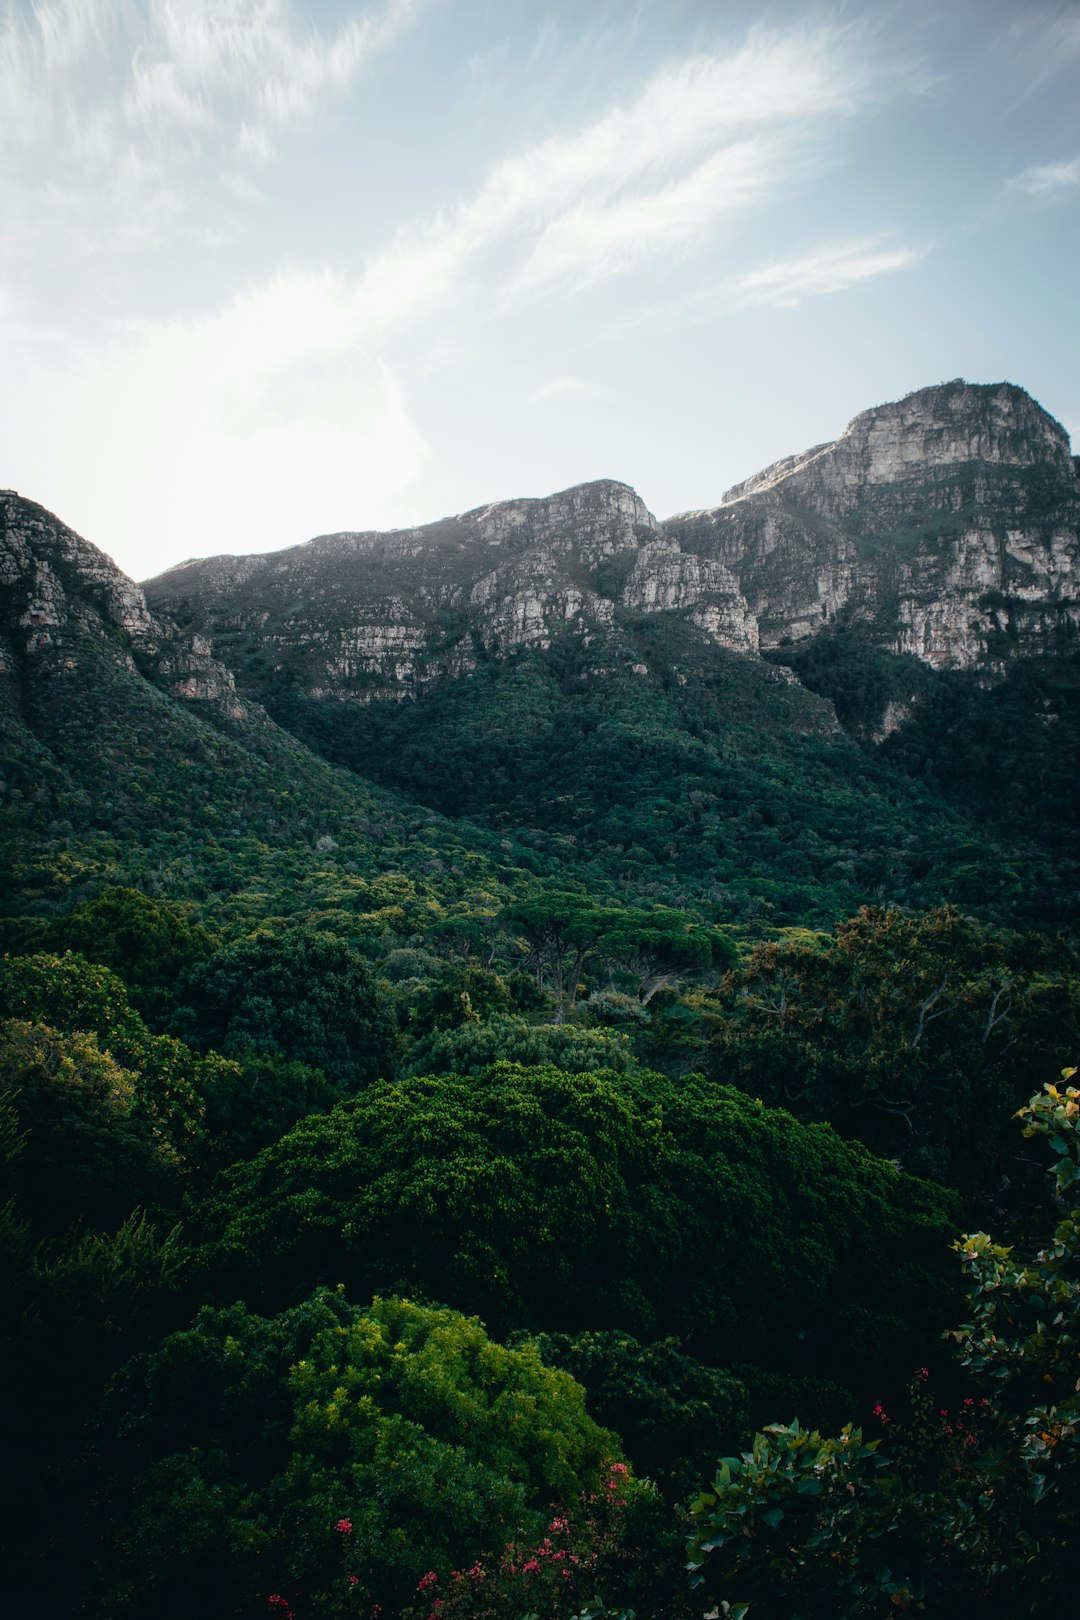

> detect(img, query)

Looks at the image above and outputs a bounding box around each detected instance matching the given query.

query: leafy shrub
[89,1290,631,1619]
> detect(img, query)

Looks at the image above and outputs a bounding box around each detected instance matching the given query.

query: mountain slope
[141,382,1080,929]
[0,492,517,925]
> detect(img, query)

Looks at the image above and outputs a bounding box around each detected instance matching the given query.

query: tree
[201,1063,958,1398]
[175,924,397,1089]
[685,1071,1080,1618]
[42,886,217,1024]
[0,953,209,1160]
[87,1289,631,1619]
[694,906,1079,1196]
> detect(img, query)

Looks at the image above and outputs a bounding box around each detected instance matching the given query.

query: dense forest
[2,467,1079,1619]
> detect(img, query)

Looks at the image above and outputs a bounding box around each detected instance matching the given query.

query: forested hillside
[2,382,1078,1618]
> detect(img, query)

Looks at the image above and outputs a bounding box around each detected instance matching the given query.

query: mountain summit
[146,380,1079,702]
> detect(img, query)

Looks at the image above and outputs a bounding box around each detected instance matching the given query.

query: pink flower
[417,1572,438,1592]
[335,1518,353,1534]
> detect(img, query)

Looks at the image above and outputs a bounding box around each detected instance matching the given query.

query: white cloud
[0,18,925,574]
[0,270,430,577]
[513,141,784,295]
[530,376,614,402]
[1006,155,1080,199]
[726,237,925,308]
[0,0,428,292]
[338,24,904,336]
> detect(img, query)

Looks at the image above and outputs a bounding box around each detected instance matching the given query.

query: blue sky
[1,0,1078,579]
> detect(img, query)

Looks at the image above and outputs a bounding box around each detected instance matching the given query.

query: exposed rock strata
[128,381,1079,707]
[0,492,248,720]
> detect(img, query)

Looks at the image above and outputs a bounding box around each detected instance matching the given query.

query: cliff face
[149,477,759,706]
[0,491,248,719]
[670,381,1080,669]
[144,382,1079,709]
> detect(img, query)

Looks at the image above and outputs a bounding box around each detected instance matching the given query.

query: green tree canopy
[41,886,217,1023]
[695,905,1079,1195]
[0,953,210,1160]
[201,1063,958,1398]
[175,924,397,1089]
[89,1289,626,1619]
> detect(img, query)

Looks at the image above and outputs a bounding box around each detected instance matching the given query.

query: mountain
[0,489,519,925]
[140,380,1080,928]
[147,381,1079,695]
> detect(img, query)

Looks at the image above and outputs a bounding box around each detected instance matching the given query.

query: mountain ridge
[145,379,1080,694]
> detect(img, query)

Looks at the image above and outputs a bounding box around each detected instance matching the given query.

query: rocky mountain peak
[834,379,1073,485]
[462,478,658,550]
[138,378,1080,703]
[718,381,1073,509]
[0,491,248,717]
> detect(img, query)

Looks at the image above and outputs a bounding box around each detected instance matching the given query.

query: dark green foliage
[40,884,218,1023]
[695,906,1079,1200]
[201,1063,959,1399]
[683,1078,1080,1618]
[174,924,397,1089]
[200,1052,341,1162]
[89,1289,626,1619]
[529,1329,751,1499]
[772,630,1080,928]
[269,624,1056,928]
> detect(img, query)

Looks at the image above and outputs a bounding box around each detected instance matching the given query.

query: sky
[1,0,1078,581]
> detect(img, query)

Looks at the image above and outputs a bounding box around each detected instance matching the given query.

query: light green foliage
[0,953,213,1159]
[91,1289,629,1619]
[405,1013,641,1079]
[950,1072,1080,1498]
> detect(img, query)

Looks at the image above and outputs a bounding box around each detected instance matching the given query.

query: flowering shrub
[684,1071,1080,1616]
[395,1463,649,1620]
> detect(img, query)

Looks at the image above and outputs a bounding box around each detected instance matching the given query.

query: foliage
[174,924,397,1089]
[684,1071,1080,1617]
[529,1329,750,1500]
[0,953,210,1163]
[40,884,218,1023]
[88,1289,632,1619]
[200,1050,342,1162]
[404,1014,642,1079]
[0,1019,179,1231]
[693,906,1078,1197]
[396,1462,665,1620]
[201,1064,958,1395]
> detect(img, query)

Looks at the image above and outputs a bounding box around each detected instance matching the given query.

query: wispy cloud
[0,0,427,294]
[1006,155,1080,199]
[726,237,926,308]
[334,24,914,337]
[1005,4,1080,95]
[530,376,614,403]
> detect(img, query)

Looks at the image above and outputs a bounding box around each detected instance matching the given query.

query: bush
[89,1290,632,1619]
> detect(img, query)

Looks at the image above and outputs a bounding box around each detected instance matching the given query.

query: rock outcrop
[0,491,248,720]
[142,380,1079,710]
[670,381,1080,669]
